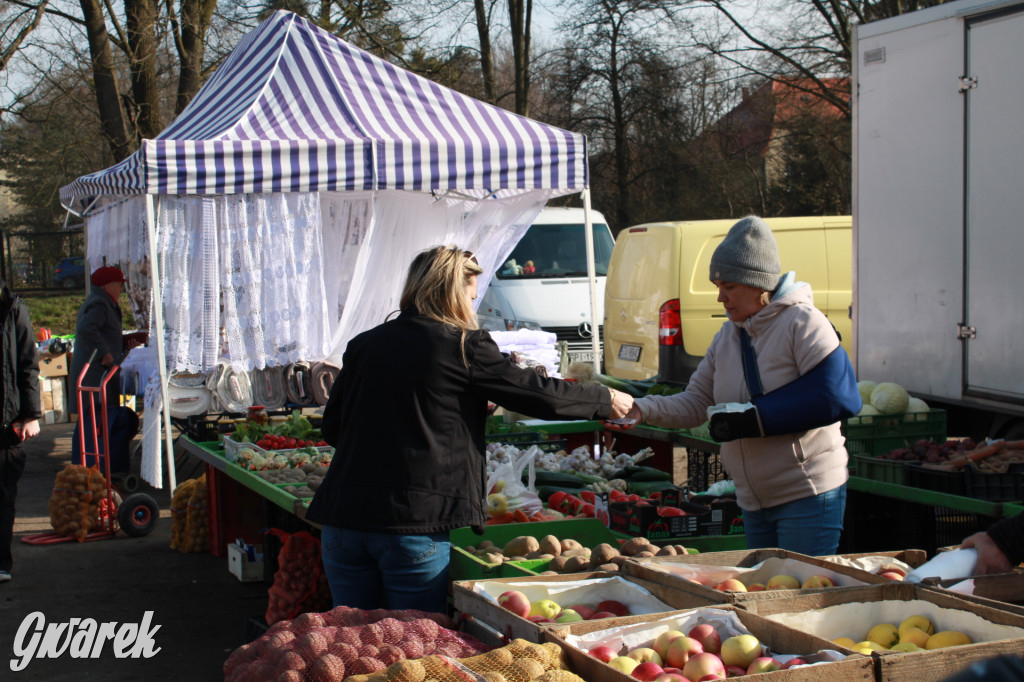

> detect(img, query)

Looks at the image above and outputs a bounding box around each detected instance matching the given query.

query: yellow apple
[608,656,640,674]
[720,634,761,668]
[766,574,800,590]
[925,631,971,649]
[899,627,930,649]
[889,642,922,653]
[528,599,561,620]
[801,575,837,588]
[898,615,935,638]
[487,493,508,517]
[866,623,899,649]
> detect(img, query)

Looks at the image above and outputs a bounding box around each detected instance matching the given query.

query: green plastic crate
[841,408,946,456]
[449,519,618,582]
[851,454,909,485]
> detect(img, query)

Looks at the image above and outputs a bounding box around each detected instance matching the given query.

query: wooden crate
[740,582,1024,682]
[818,549,928,577]
[920,571,1024,617]
[451,571,721,643]
[544,604,874,681]
[621,548,891,606]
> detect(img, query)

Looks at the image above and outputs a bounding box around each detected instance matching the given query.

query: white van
[478,207,615,364]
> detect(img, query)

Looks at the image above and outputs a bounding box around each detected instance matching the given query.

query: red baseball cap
[90,266,128,287]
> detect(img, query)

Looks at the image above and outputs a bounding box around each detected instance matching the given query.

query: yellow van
[603,216,852,383]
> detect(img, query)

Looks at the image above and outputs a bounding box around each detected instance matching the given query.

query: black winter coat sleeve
[987,512,1024,567]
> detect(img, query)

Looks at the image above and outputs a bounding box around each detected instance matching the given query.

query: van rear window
[496,223,615,279]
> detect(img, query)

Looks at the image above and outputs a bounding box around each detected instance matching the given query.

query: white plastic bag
[484,445,543,518]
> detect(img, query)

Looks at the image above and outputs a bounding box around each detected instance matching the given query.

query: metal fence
[0,228,86,291]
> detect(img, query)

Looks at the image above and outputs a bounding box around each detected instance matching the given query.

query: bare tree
[1,1,52,73]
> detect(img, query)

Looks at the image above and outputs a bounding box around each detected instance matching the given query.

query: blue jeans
[743,484,847,556]
[320,526,451,615]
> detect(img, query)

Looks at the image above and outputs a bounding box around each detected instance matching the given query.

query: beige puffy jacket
[635,279,849,511]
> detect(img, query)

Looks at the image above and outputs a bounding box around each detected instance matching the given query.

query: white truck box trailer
[853,0,1024,437]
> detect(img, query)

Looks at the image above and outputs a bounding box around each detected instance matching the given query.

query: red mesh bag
[264,529,332,626]
[224,607,496,682]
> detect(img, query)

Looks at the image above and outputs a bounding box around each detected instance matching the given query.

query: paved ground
[1,421,269,681]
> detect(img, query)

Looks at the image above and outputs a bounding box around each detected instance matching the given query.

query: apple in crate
[589,645,618,663]
[597,599,631,616]
[682,652,726,681]
[713,578,747,592]
[880,571,905,581]
[781,657,808,669]
[801,575,837,588]
[746,582,766,591]
[567,604,596,620]
[664,636,703,668]
[497,590,531,617]
[528,599,561,620]
[653,630,686,660]
[555,609,584,623]
[654,674,688,682]
[747,657,781,674]
[527,615,554,623]
[688,624,722,655]
[724,665,747,678]
[591,611,619,620]
[766,574,800,590]
[632,661,666,681]
[720,634,761,669]
[609,656,640,675]
[628,648,663,664]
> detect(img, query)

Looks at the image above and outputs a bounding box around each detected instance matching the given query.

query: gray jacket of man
[69,287,123,413]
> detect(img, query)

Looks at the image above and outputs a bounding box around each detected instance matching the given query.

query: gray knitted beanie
[709,216,781,291]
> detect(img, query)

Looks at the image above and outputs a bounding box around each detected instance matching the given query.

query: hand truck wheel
[118,492,159,537]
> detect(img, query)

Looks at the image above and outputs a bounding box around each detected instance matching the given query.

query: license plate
[618,344,641,362]
[568,350,594,364]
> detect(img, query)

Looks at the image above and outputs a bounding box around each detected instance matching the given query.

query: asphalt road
[1,421,268,681]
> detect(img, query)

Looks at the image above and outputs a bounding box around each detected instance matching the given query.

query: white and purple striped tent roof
[60,11,588,214]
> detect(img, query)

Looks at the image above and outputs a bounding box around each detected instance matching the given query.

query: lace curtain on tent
[218,192,332,371]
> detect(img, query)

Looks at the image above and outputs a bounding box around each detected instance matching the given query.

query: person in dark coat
[69,266,137,472]
[961,513,1024,574]
[0,277,42,582]
[306,245,633,614]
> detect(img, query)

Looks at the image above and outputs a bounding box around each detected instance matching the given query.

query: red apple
[591,611,619,620]
[713,578,747,593]
[589,645,618,663]
[567,604,596,620]
[682,652,726,681]
[880,571,905,581]
[497,590,531,617]
[724,665,747,678]
[698,675,726,681]
[632,661,666,681]
[746,583,766,592]
[597,599,631,617]
[781,657,808,669]
[664,636,703,669]
[687,624,722,655]
[653,630,686,661]
[526,615,553,623]
[747,657,781,674]
[655,674,688,682]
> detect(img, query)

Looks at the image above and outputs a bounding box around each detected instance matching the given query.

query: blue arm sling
[740,329,862,436]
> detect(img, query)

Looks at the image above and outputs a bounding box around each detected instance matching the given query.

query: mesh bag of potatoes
[224,606,568,682]
[168,478,197,551]
[179,472,209,553]
[264,529,334,626]
[48,463,106,542]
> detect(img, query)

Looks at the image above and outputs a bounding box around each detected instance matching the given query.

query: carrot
[947,442,1004,470]
[512,508,530,523]
[529,512,548,522]
[487,512,515,525]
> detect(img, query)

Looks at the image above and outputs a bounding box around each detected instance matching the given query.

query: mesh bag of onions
[265,529,333,626]
[48,463,106,542]
[225,606,582,682]
[169,478,197,551]
[179,472,210,553]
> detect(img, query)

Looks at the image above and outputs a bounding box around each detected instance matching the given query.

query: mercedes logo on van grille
[577,322,593,339]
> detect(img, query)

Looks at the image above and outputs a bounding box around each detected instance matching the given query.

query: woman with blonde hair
[308,245,633,613]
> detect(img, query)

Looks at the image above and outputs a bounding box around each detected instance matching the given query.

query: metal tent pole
[145,194,177,492]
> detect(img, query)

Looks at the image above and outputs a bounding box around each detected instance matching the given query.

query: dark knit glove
[709,406,762,442]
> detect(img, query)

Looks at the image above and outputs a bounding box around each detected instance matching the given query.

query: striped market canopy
[60,11,588,214]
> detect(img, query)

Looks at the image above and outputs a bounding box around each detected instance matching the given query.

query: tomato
[316,441,328,446]
[285,438,297,448]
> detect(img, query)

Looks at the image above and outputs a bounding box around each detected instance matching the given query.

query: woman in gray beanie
[613,216,860,556]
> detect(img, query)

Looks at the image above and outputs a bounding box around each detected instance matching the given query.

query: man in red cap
[69,266,138,471]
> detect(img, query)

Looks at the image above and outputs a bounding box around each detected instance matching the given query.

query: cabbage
[904,396,930,422]
[857,380,877,405]
[849,403,880,424]
[870,382,910,414]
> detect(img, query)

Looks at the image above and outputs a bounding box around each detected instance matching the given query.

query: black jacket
[987,512,1024,567]
[305,311,614,534]
[69,287,123,412]
[0,283,41,439]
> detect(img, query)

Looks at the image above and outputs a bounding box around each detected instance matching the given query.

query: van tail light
[659,299,682,346]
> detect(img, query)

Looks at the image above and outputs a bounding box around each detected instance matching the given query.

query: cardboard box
[227,543,264,582]
[621,548,890,605]
[741,582,1024,682]
[39,352,69,378]
[452,571,722,643]
[39,376,68,424]
[545,604,874,681]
